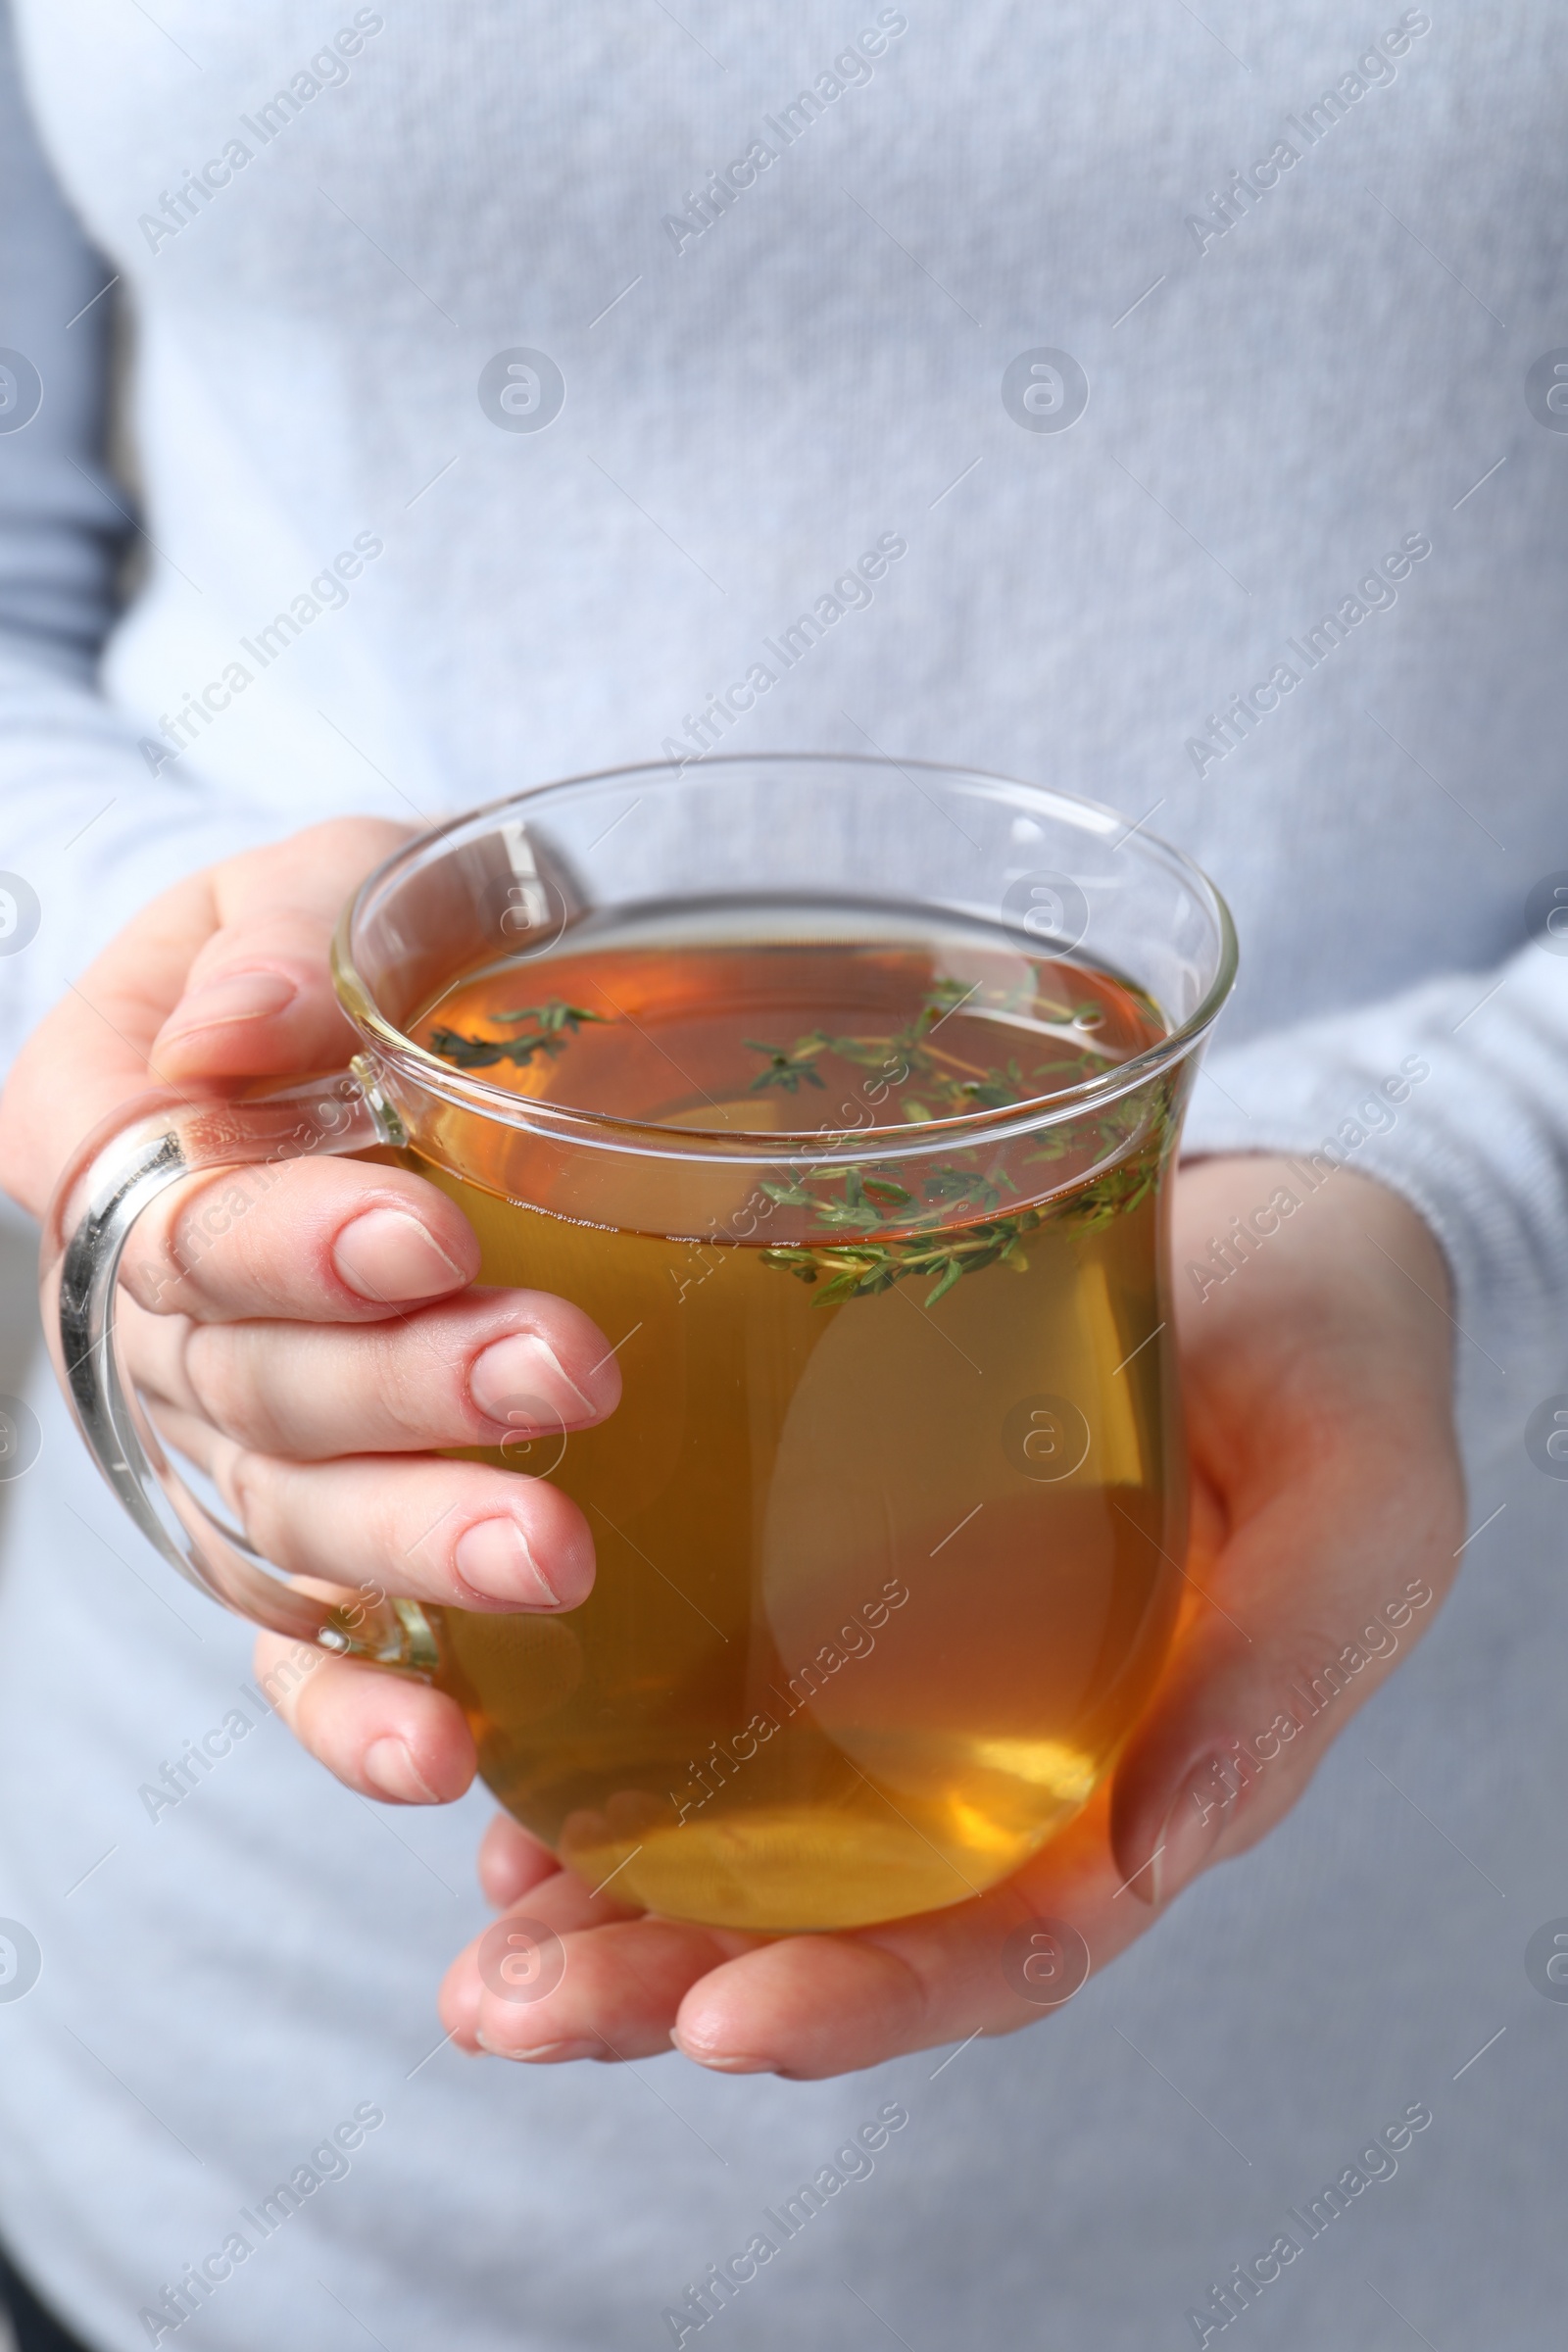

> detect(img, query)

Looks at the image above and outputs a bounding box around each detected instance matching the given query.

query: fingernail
[475,2034,599,2063]
[364,1737,440,1804]
[454,1516,559,1606]
[470,1333,598,1427]
[669,2036,773,2073]
[159,970,298,1040]
[333,1207,467,1303]
[1142,1756,1233,1907]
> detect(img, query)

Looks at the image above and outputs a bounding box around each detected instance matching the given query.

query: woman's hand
[0,817,620,1805]
[435,1152,1464,2075]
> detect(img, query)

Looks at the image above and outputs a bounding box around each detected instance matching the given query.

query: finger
[441,1865,667,2054]
[122,1284,621,1458]
[152,818,413,1081]
[477,1862,645,1941]
[674,1936,926,2078]
[1107,1439,1461,1909]
[253,1629,475,1804]
[443,1908,741,2065]
[120,1154,481,1325]
[149,1409,595,1610]
[477,1812,560,1910]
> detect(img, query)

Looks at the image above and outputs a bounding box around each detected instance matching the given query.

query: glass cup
[42,756,1235,1933]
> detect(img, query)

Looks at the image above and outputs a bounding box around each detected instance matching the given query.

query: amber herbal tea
[405,901,1185,1933]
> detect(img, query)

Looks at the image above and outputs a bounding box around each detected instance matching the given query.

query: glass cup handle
[38,1059,440,1671]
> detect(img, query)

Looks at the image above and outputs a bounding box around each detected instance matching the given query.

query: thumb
[1107,1461,1453,1910]
[152,816,412,1081]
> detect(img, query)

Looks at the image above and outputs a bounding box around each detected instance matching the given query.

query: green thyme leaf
[428,1000,609,1074]
[759,1247,821,1284]
[746,1035,832,1094]
[493,1002,607,1032]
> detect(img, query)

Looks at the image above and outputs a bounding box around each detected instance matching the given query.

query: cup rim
[331,752,1239,1167]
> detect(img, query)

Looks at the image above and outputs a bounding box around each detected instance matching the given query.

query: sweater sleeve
[0,0,277,1080]
[1182,935,1568,1428]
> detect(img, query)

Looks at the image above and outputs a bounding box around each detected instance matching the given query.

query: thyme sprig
[757,1145,1160,1307]
[745,1036,829,1094]
[745,977,1110,1124]
[427,999,608,1072]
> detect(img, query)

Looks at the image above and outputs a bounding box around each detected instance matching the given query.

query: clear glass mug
[42,756,1235,1934]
